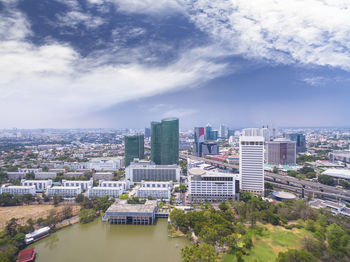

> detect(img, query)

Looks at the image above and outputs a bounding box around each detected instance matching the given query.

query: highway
[180,153,350,201]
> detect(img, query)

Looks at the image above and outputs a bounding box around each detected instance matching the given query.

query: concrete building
[124,135,144,167]
[104,200,158,225]
[329,150,350,165]
[93,172,114,181]
[87,157,124,170]
[98,180,130,192]
[6,172,25,180]
[200,142,219,157]
[62,179,93,190]
[47,186,81,197]
[266,139,296,165]
[0,185,36,196]
[193,127,205,157]
[136,188,171,200]
[151,118,179,165]
[18,168,42,174]
[287,133,306,153]
[125,160,180,183]
[188,169,240,202]
[239,136,264,194]
[144,127,151,139]
[88,187,122,198]
[242,127,270,141]
[140,180,173,189]
[64,172,85,178]
[322,169,350,180]
[219,124,228,138]
[34,172,57,179]
[21,179,52,193]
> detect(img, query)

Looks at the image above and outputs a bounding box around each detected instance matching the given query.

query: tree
[181,243,218,262]
[63,206,73,219]
[275,249,316,262]
[287,170,298,177]
[318,175,334,186]
[75,193,85,203]
[6,218,18,237]
[179,160,187,175]
[272,166,279,174]
[327,223,350,255]
[179,184,187,193]
[219,201,229,211]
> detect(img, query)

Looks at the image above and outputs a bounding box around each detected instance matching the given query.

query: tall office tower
[205,124,212,140]
[144,127,151,139]
[287,133,306,153]
[219,124,227,138]
[239,136,264,194]
[151,118,179,165]
[193,127,205,156]
[242,127,270,141]
[266,139,296,165]
[125,135,144,167]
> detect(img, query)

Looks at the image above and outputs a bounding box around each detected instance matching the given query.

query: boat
[16,248,36,262]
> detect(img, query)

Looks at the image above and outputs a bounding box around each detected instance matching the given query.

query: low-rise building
[93,172,114,181]
[188,168,240,202]
[136,187,171,200]
[88,187,122,198]
[47,186,81,197]
[125,160,180,183]
[1,185,36,196]
[140,180,173,189]
[6,172,26,180]
[64,172,85,178]
[88,157,124,170]
[18,168,42,174]
[35,172,57,179]
[98,180,130,192]
[62,179,93,190]
[21,179,53,193]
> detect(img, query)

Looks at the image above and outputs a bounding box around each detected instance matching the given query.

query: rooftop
[106,200,157,214]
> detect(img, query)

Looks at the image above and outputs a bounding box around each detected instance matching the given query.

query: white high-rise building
[239,136,264,194]
[242,128,270,141]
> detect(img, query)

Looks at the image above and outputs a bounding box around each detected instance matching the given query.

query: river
[30,218,189,262]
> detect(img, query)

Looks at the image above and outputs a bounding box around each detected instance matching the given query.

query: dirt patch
[0,204,81,230]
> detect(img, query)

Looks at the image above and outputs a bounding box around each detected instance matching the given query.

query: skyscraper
[144,127,151,139]
[219,124,227,138]
[266,139,296,165]
[125,135,144,167]
[151,118,179,165]
[287,133,306,153]
[239,136,264,194]
[193,127,205,156]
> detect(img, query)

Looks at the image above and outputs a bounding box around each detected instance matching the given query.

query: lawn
[222,224,312,262]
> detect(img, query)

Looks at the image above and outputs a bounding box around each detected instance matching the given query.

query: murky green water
[30,219,189,262]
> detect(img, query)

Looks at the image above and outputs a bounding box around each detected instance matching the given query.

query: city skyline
[1,0,350,129]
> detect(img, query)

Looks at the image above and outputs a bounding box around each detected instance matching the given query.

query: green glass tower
[151,118,179,165]
[125,135,144,166]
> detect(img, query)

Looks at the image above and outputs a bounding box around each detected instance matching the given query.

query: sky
[1,0,350,129]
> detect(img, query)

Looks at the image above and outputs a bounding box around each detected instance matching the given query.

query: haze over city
[1,0,350,128]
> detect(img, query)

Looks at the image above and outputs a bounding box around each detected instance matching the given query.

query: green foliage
[120,193,129,200]
[181,243,218,262]
[287,170,298,177]
[179,160,187,175]
[79,208,97,224]
[318,174,335,186]
[275,249,316,262]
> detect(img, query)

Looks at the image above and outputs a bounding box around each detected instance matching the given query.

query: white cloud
[0,4,227,127]
[186,0,350,70]
[57,11,105,29]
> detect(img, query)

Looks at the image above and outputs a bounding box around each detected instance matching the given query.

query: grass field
[0,204,81,230]
[222,224,312,262]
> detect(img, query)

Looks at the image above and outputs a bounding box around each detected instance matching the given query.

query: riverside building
[188,169,240,202]
[239,136,264,194]
[135,181,173,200]
[125,160,180,183]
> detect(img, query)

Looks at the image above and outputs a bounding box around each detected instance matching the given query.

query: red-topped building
[16,248,36,262]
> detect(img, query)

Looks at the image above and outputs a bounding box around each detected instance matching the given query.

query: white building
[21,179,52,192]
[47,186,81,197]
[6,172,25,179]
[93,172,114,181]
[18,168,42,174]
[188,169,239,202]
[35,172,57,179]
[62,179,93,190]
[136,188,171,200]
[98,180,130,192]
[88,157,124,170]
[1,185,36,196]
[88,187,122,198]
[239,136,264,194]
[322,169,350,180]
[125,160,181,183]
[242,128,270,141]
[140,180,173,189]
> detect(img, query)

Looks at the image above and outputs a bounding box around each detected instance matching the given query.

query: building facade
[266,139,296,165]
[124,135,144,167]
[93,172,114,181]
[88,187,122,198]
[1,185,36,196]
[98,180,130,192]
[188,169,239,202]
[47,186,81,197]
[62,179,93,190]
[21,179,53,193]
[35,172,57,179]
[287,133,306,153]
[239,136,264,194]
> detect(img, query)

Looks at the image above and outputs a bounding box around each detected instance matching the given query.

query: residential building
[93,172,114,181]
[136,187,171,200]
[266,139,296,165]
[0,185,36,196]
[6,172,25,180]
[62,179,93,190]
[151,118,179,165]
[239,136,264,194]
[125,135,144,167]
[88,187,122,198]
[47,186,81,197]
[98,180,130,192]
[21,179,53,193]
[125,160,180,182]
[188,169,240,202]
[18,168,42,174]
[35,172,57,179]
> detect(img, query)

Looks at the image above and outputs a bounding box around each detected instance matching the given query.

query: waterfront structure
[93,172,114,181]
[88,187,122,198]
[188,169,240,202]
[62,179,93,190]
[125,160,180,182]
[17,248,37,262]
[329,150,350,165]
[47,186,81,197]
[21,179,52,193]
[98,180,130,192]
[266,139,296,165]
[0,185,36,196]
[25,226,50,245]
[239,136,264,194]
[287,133,306,153]
[88,157,124,170]
[35,172,57,179]
[104,200,158,225]
[151,118,179,165]
[125,135,144,167]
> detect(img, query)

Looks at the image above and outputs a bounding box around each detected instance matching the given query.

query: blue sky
[0,0,350,129]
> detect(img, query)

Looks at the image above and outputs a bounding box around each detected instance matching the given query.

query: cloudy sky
[1,0,350,129]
